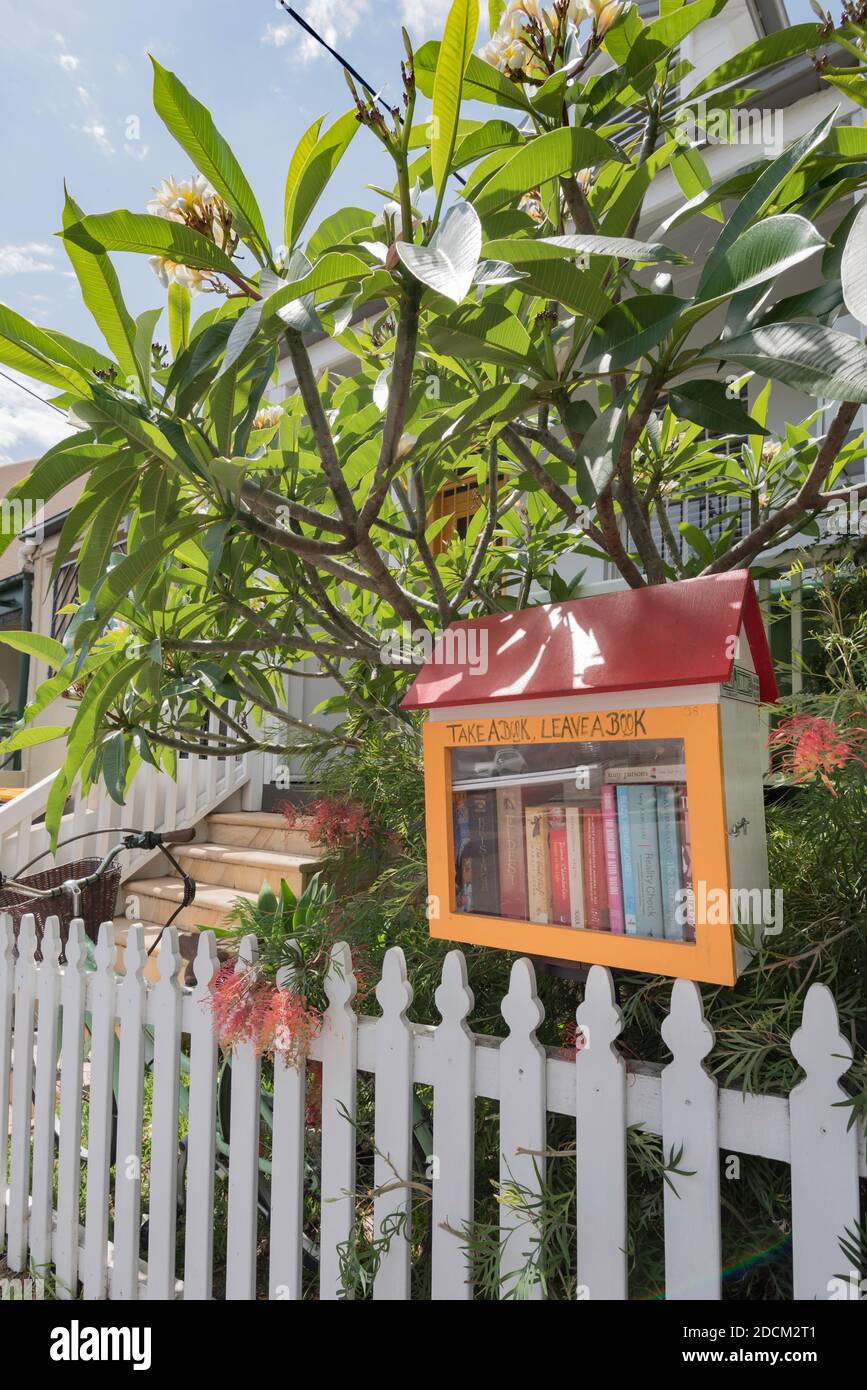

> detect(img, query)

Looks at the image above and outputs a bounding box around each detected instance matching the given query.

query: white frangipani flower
[148,256,217,295]
[252,406,283,431]
[147,174,216,223]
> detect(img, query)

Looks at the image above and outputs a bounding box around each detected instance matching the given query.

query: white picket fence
[0,714,261,880]
[1,914,863,1301]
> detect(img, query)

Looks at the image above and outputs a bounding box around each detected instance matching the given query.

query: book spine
[582,809,610,931]
[496,788,528,920]
[565,807,585,929]
[453,792,472,912]
[600,786,625,935]
[525,807,551,924]
[604,765,688,784]
[616,787,637,935]
[631,786,664,939]
[677,788,695,941]
[547,806,572,926]
[467,792,500,915]
[656,786,684,942]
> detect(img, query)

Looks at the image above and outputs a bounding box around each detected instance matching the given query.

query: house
[0,0,861,962]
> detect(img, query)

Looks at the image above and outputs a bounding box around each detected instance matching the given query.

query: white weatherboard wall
[2,919,863,1301]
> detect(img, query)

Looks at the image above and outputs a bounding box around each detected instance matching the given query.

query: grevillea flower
[769,714,867,794]
[283,797,373,851]
[207,963,322,1066]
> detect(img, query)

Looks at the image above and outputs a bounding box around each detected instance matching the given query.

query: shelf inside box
[451,738,694,945]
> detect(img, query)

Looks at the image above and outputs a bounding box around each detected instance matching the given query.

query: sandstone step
[174,842,317,895]
[125,878,254,932]
[205,810,320,858]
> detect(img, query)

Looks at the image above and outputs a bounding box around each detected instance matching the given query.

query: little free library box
[401,572,779,986]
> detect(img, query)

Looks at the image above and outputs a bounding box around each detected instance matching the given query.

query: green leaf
[168,283,190,356]
[0,726,67,757]
[576,398,629,496]
[151,58,269,254]
[432,0,479,203]
[284,110,359,250]
[0,303,91,392]
[684,22,824,99]
[471,128,622,218]
[586,295,684,369]
[512,259,612,322]
[0,630,67,667]
[101,730,128,805]
[695,215,825,306]
[700,111,836,287]
[61,211,241,280]
[679,522,715,565]
[395,202,482,303]
[415,42,532,113]
[259,253,369,325]
[841,198,867,324]
[61,188,142,388]
[669,379,769,437]
[705,323,867,403]
[513,232,687,264]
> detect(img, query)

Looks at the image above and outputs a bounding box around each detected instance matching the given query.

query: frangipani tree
[2,0,867,828]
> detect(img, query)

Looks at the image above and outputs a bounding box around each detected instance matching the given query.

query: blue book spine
[631,786,664,940]
[656,786,684,941]
[616,787,637,935]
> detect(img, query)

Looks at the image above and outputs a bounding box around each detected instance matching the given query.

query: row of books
[453,782,694,942]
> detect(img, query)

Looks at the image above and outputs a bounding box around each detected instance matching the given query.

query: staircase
[114,811,323,980]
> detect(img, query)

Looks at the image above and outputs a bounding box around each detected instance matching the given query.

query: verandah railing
[1,916,863,1301]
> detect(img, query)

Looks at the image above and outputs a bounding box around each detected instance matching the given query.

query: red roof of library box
[400,572,778,711]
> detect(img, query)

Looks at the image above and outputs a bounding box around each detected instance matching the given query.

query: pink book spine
[600,786,626,935]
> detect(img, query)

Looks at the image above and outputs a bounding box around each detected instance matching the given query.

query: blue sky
[0,0,833,462]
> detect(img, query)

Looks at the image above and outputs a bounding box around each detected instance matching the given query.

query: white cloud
[57,53,79,72]
[0,371,72,465]
[262,0,371,62]
[81,120,115,156]
[0,244,56,276]
[400,0,456,35]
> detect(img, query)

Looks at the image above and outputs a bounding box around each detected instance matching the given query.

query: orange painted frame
[423,703,738,986]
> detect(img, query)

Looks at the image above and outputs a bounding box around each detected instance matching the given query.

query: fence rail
[1,917,863,1300]
[0,711,258,881]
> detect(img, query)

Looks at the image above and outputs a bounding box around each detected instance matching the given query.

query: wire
[275,1,467,187]
[277,2,393,111]
[0,368,67,416]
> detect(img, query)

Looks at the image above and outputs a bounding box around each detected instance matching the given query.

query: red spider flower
[769,714,867,795]
[207,963,322,1066]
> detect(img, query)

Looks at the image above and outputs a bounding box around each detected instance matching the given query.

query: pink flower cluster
[769,714,867,795]
[208,964,322,1066]
[282,797,373,851]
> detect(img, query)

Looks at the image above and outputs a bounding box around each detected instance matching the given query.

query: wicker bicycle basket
[0,858,121,957]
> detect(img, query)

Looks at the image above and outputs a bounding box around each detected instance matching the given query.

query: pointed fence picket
[225,935,262,1301]
[661,980,721,1301]
[431,951,475,1301]
[0,936,865,1302]
[111,925,148,1301]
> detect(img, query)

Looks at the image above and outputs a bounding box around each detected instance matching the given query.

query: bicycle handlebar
[155,828,196,846]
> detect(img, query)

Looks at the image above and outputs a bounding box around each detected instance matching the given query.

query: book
[616,787,637,935]
[525,807,552,924]
[465,791,500,915]
[546,805,572,926]
[496,787,528,920]
[677,788,695,941]
[600,786,625,935]
[565,807,586,929]
[453,792,472,912]
[629,786,665,939]
[582,808,610,931]
[604,764,687,785]
[656,785,684,941]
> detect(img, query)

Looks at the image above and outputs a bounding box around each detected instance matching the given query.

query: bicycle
[1,825,435,1281]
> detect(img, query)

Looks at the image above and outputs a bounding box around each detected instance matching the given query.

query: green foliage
[2,0,866,842]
